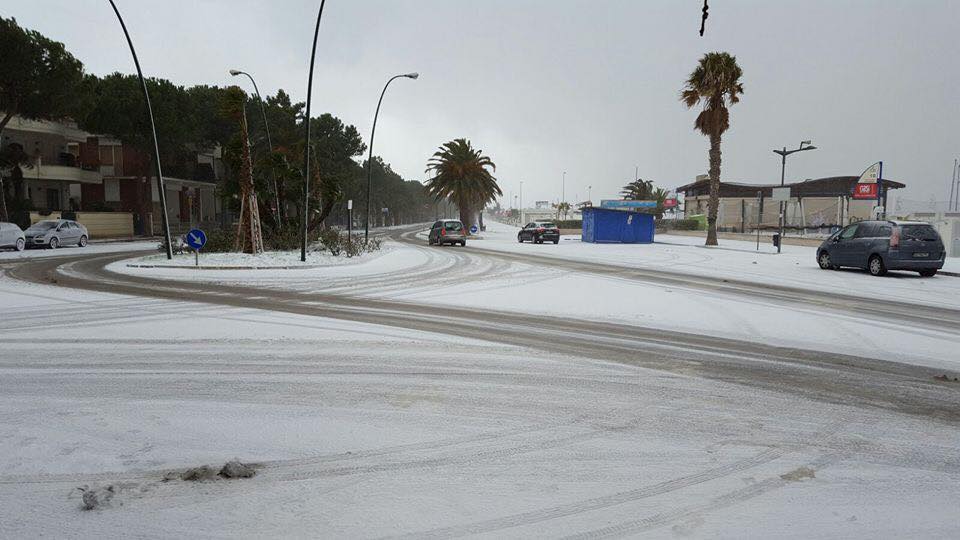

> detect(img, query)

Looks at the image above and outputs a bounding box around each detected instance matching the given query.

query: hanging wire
[699,0,709,36]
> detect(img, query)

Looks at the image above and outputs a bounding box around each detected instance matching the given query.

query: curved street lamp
[107,0,173,259]
[300,0,328,262]
[364,72,419,241]
[230,68,281,226]
[229,70,273,151]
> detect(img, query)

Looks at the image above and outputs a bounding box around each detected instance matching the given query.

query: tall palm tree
[680,52,744,246]
[652,187,670,220]
[222,86,264,254]
[620,178,654,200]
[424,138,500,234]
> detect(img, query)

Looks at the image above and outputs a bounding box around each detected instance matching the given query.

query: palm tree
[222,86,264,254]
[553,201,571,221]
[652,187,670,220]
[620,178,654,200]
[425,139,500,234]
[680,52,744,246]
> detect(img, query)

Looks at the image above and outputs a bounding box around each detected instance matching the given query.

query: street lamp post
[300,0,328,262]
[519,181,523,224]
[587,185,592,205]
[107,0,173,259]
[229,69,281,225]
[562,171,566,203]
[363,73,418,241]
[772,140,817,253]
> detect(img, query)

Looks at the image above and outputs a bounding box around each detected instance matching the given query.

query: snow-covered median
[125,245,391,269]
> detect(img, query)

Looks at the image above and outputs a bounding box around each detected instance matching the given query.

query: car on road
[0,222,26,251]
[817,220,945,277]
[428,219,467,246]
[23,219,89,249]
[518,221,560,244]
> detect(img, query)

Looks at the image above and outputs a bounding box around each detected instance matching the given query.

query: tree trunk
[457,202,474,234]
[706,132,722,246]
[234,112,264,254]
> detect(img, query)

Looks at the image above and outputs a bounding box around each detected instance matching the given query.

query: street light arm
[300,0,327,263]
[239,72,273,152]
[107,0,173,260]
[364,74,415,241]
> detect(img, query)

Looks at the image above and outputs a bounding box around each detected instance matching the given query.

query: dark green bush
[264,227,301,251]
[658,219,701,231]
[318,228,344,256]
[203,228,237,252]
[554,220,582,229]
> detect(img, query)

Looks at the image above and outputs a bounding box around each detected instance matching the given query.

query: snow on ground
[127,244,391,269]
[1,277,959,538]
[111,230,960,372]
[0,240,155,261]
[475,220,960,310]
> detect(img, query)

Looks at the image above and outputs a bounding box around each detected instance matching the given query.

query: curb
[125,263,330,270]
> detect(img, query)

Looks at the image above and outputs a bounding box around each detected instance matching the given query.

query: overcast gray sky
[8,1,959,208]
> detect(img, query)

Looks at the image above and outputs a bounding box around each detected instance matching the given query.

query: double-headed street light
[773,140,817,253]
[364,72,419,241]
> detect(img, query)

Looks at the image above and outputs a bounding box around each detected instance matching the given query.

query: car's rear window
[539,223,557,228]
[443,222,463,231]
[901,224,939,241]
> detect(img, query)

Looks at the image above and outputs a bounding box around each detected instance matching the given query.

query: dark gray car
[817,220,945,277]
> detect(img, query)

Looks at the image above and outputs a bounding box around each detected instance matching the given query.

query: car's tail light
[440,228,446,236]
[536,227,545,233]
[890,227,900,249]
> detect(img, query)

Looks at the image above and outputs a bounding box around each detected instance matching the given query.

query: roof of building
[582,206,657,215]
[676,176,906,198]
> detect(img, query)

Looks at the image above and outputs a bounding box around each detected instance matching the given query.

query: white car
[0,222,26,251]
[23,219,89,249]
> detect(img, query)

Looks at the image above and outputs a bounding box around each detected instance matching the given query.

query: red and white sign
[852,182,878,199]
[663,198,678,208]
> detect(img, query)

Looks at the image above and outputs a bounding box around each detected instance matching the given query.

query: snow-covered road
[108,225,960,372]
[2,275,959,538]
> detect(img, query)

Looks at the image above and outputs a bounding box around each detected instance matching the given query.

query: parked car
[0,222,26,251]
[817,220,945,277]
[23,219,89,249]
[518,221,560,244]
[428,219,467,246]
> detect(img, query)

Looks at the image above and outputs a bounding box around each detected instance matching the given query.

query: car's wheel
[553,239,559,245]
[49,237,59,249]
[518,235,523,243]
[868,255,887,276]
[15,238,25,251]
[78,235,88,247]
[460,241,466,247]
[817,251,833,270]
[919,269,937,277]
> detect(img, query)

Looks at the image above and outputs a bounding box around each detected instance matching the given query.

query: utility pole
[562,171,566,203]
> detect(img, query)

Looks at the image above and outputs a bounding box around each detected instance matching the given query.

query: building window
[104,178,120,202]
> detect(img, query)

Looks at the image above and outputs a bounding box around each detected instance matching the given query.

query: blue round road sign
[186,228,207,250]
[470,225,479,234]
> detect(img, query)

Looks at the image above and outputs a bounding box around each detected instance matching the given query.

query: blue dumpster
[581,207,655,244]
